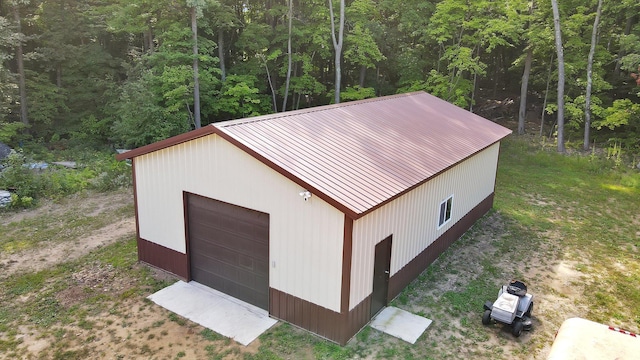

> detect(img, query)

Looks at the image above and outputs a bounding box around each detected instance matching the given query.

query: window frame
[437,195,454,229]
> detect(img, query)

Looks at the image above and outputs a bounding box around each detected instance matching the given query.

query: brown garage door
[187,193,269,310]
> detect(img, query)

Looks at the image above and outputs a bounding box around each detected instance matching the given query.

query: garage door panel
[191,251,263,284]
[190,238,266,267]
[191,231,268,260]
[190,213,269,240]
[187,194,269,310]
[194,209,267,227]
[190,267,268,307]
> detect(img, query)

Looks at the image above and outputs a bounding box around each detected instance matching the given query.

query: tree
[551,0,566,153]
[111,71,190,148]
[518,3,535,136]
[0,0,638,152]
[187,0,206,129]
[583,0,603,150]
[281,0,293,112]
[10,1,28,126]
[344,0,384,89]
[328,0,345,104]
[518,49,533,135]
[205,0,239,82]
[0,15,17,124]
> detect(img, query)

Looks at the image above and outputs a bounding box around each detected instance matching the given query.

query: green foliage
[0,151,45,202]
[110,71,191,148]
[599,99,640,129]
[0,0,638,155]
[595,99,640,149]
[565,95,607,131]
[619,33,640,73]
[0,16,18,123]
[344,23,384,69]
[213,75,271,119]
[25,70,69,138]
[0,148,131,207]
[398,69,474,108]
[88,153,132,192]
[0,122,26,144]
[337,86,376,102]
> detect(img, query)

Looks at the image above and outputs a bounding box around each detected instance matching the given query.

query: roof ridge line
[218,92,420,128]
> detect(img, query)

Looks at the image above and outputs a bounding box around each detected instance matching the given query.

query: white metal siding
[135,134,345,312]
[349,143,501,309]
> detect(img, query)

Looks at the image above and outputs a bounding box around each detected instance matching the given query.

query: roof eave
[115,125,218,160]
[352,136,511,220]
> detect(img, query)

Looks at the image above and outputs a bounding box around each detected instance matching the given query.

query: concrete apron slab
[148,280,277,346]
[370,307,433,344]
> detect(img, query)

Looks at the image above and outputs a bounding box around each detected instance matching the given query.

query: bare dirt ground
[1,190,264,360]
[1,189,597,359]
[0,191,135,278]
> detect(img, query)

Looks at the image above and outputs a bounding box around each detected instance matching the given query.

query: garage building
[117,91,512,344]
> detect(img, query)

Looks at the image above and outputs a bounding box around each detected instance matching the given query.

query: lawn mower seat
[506,280,527,297]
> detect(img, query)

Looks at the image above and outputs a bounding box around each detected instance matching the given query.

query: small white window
[438,195,453,228]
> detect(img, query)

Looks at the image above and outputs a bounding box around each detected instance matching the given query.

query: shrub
[0,149,132,208]
[0,151,46,200]
[87,153,132,192]
[9,193,34,208]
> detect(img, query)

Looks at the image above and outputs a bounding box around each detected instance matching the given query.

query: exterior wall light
[299,191,312,201]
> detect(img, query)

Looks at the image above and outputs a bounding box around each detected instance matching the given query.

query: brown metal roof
[118,91,512,219]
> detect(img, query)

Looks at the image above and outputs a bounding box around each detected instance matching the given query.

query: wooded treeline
[1,0,639,152]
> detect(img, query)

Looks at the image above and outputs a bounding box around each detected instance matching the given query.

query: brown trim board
[131,159,141,248]
[137,237,189,280]
[116,125,217,160]
[269,288,371,346]
[182,191,192,281]
[341,215,353,313]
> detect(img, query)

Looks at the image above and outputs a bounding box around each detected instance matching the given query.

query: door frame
[184,192,270,310]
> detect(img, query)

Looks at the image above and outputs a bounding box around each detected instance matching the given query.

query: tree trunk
[470,70,477,112]
[148,24,154,53]
[551,0,565,153]
[359,66,366,88]
[56,65,62,88]
[540,53,554,137]
[218,30,226,81]
[584,0,603,151]
[492,53,500,99]
[518,49,533,135]
[261,56,278,112]
[469,45,480,112]
[191,7,201,129]
[329,0,345,104]
[282,0,293,112]
[12,4,28,126]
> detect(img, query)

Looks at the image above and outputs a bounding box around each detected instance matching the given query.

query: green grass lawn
[496,139,640,328]
[1,137,639,359]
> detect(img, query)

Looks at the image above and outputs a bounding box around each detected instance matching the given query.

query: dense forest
[1,0,639,153]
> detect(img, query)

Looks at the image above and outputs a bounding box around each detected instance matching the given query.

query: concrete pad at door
[370,307,433,344]
[148,280,277,346]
